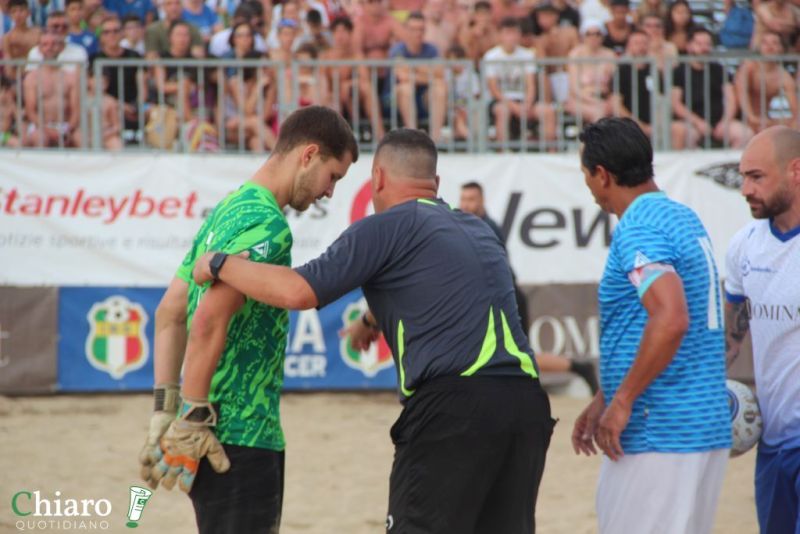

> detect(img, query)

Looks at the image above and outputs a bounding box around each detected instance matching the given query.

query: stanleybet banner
[55,287,395,392]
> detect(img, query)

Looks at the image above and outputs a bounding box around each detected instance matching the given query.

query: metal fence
[1,54,797,153]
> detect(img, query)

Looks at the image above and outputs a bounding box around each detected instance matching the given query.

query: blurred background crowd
[0,0,798,151]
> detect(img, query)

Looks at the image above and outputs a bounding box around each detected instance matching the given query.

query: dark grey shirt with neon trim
[295,198,540,400]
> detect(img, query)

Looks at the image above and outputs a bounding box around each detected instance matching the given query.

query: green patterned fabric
[176,182,292,451]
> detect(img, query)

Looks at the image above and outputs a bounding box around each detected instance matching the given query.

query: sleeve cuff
[724,291,746,304]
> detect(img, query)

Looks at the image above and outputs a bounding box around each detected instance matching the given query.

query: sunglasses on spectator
[102,27,122,34]
[49,23,67,30]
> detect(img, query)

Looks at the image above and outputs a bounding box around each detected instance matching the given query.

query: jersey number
[698,236,723,330]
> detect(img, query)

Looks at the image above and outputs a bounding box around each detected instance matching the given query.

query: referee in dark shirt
[192,129,555,534]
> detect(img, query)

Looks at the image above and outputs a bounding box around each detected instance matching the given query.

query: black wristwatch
[361,313,379,330]
[209,252,229,280]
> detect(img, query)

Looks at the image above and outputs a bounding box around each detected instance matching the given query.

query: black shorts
[387,375,555,534]
[189,443,285,534]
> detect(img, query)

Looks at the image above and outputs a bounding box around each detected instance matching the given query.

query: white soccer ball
[726,379,762,457]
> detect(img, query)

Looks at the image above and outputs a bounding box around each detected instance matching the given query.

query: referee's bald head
[763,126,800,170]
[374,129,438,181]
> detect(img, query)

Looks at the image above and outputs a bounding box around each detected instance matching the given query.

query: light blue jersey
[598,191,731,453]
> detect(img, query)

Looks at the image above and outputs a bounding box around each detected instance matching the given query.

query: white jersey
[725,220,800,446]
[482,45,537,102]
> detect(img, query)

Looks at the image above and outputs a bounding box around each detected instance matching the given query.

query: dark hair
[245,0,263,17]
[499,16,520,30]
[121,13,143,25]
[610,0,630,7]
[330,16,353,32]
[66,0,83,8]
[474,1,491,12]
[578,118,653,187]
[306,8,322,25]
[407,11,425,23]
[374,128,437,179]
[228,21,254,49]
[687,25,713,44]
[760,30,787,50]
[169,19,191,36]
[446,43,466,58]
[664,0,695,38]
[461,181,484,194]
[273,106,359,163]
[48,9,66,18]
[232,3,253,21]
[9,0,29,10]
[295,42,318,58]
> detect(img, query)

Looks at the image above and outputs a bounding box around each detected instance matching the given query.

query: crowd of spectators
[0,0,798,150]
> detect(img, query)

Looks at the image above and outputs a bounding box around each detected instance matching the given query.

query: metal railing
[1,54,797,153]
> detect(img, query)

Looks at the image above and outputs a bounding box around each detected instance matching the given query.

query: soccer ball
[726,379,762,457]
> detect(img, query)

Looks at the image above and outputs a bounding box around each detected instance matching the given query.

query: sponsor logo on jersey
[339,299,393,377]
[85,296,149,379]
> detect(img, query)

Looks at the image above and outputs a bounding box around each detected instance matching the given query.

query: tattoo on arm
[725,300,750,369]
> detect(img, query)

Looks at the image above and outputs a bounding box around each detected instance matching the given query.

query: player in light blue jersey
[571,118,731,534]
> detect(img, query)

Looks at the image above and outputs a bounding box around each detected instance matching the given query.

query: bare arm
[153,277,190,385]
[722,82,739,123]
[194,253,318,310]
[487,76,504,101]
[724,300,750,370]
[734,62,756,125]
[524,71,536,110]
[180,282,245,398]
[23,73,38,125]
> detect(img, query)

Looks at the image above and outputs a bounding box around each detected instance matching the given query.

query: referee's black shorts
[386,375,555,534]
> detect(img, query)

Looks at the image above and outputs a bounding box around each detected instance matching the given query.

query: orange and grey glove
[139,384,181,489]
[150,397,230,493]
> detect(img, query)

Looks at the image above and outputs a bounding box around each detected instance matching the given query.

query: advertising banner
[0,287,58,393]
[56,287,396,392]
[0,151,750,287]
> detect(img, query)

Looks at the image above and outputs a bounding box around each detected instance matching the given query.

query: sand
[0,392,758,534]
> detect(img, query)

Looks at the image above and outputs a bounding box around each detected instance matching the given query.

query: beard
[746,186,793,220]
[289,169,317,212]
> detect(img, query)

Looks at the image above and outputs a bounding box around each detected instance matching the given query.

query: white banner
[0,150,749,286]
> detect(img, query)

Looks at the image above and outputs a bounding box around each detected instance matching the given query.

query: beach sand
[0,392,757,533]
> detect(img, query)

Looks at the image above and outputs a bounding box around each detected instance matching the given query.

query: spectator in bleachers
[423,0,457,56]
[751,0,799,50]
[86,64,123,148]
[664,0,696,54]
[82,0,107,31]
[23,30,81,146]
[1,0,12,43]
[632,0,666,25]
[293,42,328,106]
[102,0,155,25]
[95,15,143,129]
[26,11,87,72]
[3,0,41,77]
[209,3,266,57]
[387,11,447,143]
[353,0,401,65]
[547,0,581,28]
[66,0,98,55]
[269,0,328,48]
[322,16,385,140]
[223,25,277,151]
[268,17,298,61]
[445,43,475,141]
[267,0,303,50]
[671,27,753,147]
[533,2,579,63]
[0,76,21,147]
[640,13,677,71]
[735,31,798,131]
[610,29,689,148]
[29,0,64,27]
[484,16,556,145]
[457,0,497,65]
[296,9,332,51]
[154,20,197,121]
[144,0,204,58]
[120,13,144,53]
[602,0,634,55]
[565,19,616,123]
[182,0,222,43]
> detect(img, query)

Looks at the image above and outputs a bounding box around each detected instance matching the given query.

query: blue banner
[57,287,397,392]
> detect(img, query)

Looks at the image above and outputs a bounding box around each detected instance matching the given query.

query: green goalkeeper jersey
[176,182,292,451]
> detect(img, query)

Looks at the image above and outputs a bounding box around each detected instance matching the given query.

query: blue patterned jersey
[598,192,731,453]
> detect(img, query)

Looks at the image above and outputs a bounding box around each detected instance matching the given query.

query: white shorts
[596,449,729,534]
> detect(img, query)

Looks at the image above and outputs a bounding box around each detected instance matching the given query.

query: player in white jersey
[725,125,800,534]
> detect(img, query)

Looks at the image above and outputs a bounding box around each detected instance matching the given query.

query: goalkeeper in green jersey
[138,106,359,534]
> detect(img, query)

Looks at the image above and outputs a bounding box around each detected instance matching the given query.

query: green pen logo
[125,487,152,528]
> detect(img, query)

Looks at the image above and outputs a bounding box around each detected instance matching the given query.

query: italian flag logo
[339,298,394,378]
[85,296,149,379]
